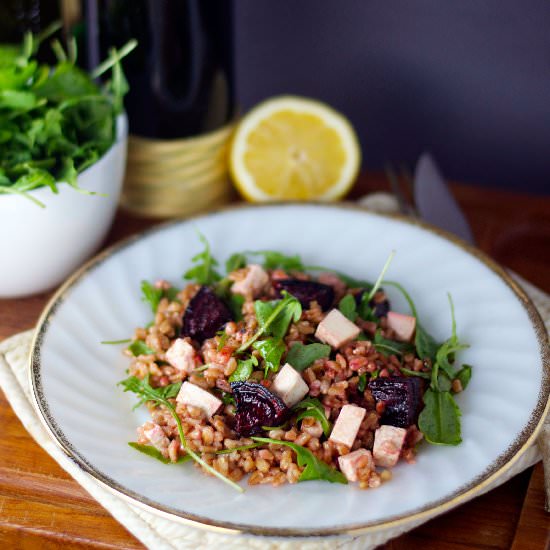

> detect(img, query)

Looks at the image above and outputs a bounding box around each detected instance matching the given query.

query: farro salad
[113,234,472,492]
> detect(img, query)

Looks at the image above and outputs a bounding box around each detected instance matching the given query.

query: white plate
[30,203,549,536]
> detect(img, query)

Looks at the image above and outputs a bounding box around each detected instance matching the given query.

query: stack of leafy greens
[0,23,136,207]
[115,234,472,492]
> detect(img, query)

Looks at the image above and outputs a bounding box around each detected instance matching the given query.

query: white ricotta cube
[315,309,360,348]
[373,425,407,467]
[271,363,309,407]
[338,448,374,482]
[386,312,416,342]
[231,264,269,298]
[176,382,222,418]
[165,338,196,374]
[142,423,170,453]
[329,404,366,448]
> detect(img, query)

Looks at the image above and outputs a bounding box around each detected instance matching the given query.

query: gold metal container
[120,120,236,218]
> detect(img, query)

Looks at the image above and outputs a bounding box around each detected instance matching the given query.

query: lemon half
[229,96,361,201]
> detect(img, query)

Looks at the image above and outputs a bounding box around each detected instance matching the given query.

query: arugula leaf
[400,367,431,380]
[254,251,305,271]
[338,294,357,321]
[286,342,330,371]
[141,280,163,314]
[119,375,242,492]
[183,232,222,285]
[418,389,462,445]
[365,251,395,303]
[238,292,301,352]
[228,293,245,321]
[293,398,332,437]
[140,280,179,315]
[415,324,440,363]
[101,338,131,345]
[228,356,258,382]
[128,442,190,464]
[357,373,367,392]
[128,340,155,357]
[373,331,415,357]
[251,437,347,484]
[225,253,247,273]
[253,338,285,376]
[455,364,472,391]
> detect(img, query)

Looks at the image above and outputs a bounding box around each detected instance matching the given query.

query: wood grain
[1,172,549,549]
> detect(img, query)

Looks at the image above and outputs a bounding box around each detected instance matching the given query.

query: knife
[414,153,475,245]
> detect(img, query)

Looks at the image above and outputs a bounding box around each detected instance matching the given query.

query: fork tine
[399,164,418,216]
[385,164,411,216]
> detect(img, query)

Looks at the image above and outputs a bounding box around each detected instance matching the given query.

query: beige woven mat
[0,228,549,549]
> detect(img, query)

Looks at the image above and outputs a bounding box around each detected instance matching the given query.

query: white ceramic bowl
[0,114,128,298]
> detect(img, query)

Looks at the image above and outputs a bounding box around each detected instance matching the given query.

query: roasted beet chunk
[273,279,334,311]
[231,381,289,436]
[355,289,390,318]
[181,286,232,342]
[368,377,422,428]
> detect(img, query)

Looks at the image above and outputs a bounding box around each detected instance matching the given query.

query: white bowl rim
[0,113,128,201]
[28,203,550,537]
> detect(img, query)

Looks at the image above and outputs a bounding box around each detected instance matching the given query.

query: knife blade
[414,153,475,244]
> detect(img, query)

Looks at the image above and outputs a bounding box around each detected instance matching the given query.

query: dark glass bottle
[83,0,234,139]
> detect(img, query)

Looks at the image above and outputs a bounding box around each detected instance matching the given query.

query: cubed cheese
[231,264,269,297]
[329,404,366,448]
[142,423,170,453]
[176,382,222,418]
[315,309,361,348]
[338,448,374,482]
[165,338,196,374]
[373,425,407,467]
[386,312,416,342]
[271,363,309,407]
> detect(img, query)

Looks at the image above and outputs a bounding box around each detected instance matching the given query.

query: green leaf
[101,338,132,345]
[119,375,242,492]
[228,293,244,321]
[228,355,258,382]
[357,373,367,392]
[285,342,330,371]
[225,253,247,273]
[373,330,415,357]
[418,389,462,445]
[0,89,37,109]
[455,364,472,391]
[141,280,163,314]
[269,292,302,339]
[183,232,222,285]
[254,251,305,271]
[128,442,190,464]
[127,340,155,357]
[365,251,395,303]
[416,323,440,363]
[399,367,431,380]
[251,437,347,484]
[253,338,285,376]
[293,397,332,437]
[338,294,357,321]
[238,292,301,352]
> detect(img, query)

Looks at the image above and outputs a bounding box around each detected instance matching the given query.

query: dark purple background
[234,1,550,193]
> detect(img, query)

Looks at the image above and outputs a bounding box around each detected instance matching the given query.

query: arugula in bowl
[0,23,136,207]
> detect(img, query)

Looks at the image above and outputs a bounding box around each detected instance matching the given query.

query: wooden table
[1,173,549,549]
